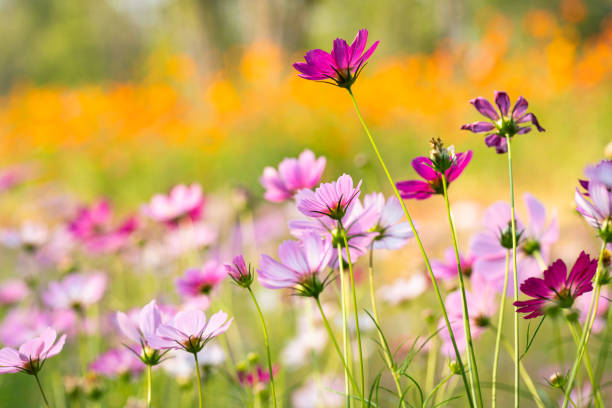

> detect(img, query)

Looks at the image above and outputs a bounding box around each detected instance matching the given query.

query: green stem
[553,318,565,369]
[441,175,483,407]
[562,240,607,408]
[347,86,474,408]
[146,364,152,408]
[424,334,438,394]
[247,287,278,408]
[501,340,546,408]
[492,250,511,407]
[338,223,365,408]
[314,297,360,395]
[565,318,603,407]
[367,247,406,407]
[423,373,454,407]
[34,373,51,408]
[595,299,612,383]
[338,244,352,408]
[194,353,203,408]
[505,135,520,408]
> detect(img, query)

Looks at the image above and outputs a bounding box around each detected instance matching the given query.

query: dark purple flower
[293,29,379,89]
[462,91,545,154]
[396,149,472,200]
[514,252,597,319]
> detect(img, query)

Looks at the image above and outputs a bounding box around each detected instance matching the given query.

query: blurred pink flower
[90,348,144,379]
[575,287,609,334]
[0,166,30,194]
[176,260,226,297]
[238,365,280,389]
[43,272,107,311]
[363,193,413,250]
[0,308,76,347]
[144,184,204,225]
[0,328,66,375]
[68,200,138,253]
[431,248,476,281]
[291,375,345,408]
[377,274,427,306]
[0,279,30,305]
[295,174,361,220]
[260,150,326,202]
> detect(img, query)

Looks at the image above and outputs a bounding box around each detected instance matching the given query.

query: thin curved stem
[338,223,365,408]
[367,247,406,407]
[505,134,520,408]
[441,175,483,407]
[347,87,474,408]
[423,373,454,408]
[492,250,510,407]
[194,352,203,408]
[146,364,152,408]
[562,240,607,408]
[247,287,278,408]
[501,340,546,408]
[34,373,51,408]
[337,243,352,407]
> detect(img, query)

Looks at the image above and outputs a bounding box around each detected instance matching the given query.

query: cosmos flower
[582,159,612,189]
[0,221,49,253]
[144,184,205,226]
[514,252,597,319]
[68,200,138,253]
[176,260,226,298]
[462,91,545,153]
[43,272,107,312]
[291,375,345,408]
[0,328,66,375]
[377,274,428,306]
[295,174,362,220]
[224,254,254,288]
[90,348,144,379]
[0,279,30,305]
[575,287,609,334]
[238,365,280,390]
[431,248,476,281]
[396,149,472,200]
[0,308,77,347]
[363,193,413,250]
[575,179,612,242]
[293,29,379,89]
[260,150,326,202]
[149,309,232,354]
[257,232,333,297]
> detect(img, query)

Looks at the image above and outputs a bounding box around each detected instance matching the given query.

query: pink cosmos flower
[68,200,138,253]
[440,273,497,355]
[0,279,30,305]
[431,248,476,281]
[514,252,597,319]
[575,287,609,334]
[144,183,204,225]
[43,272,107,312]
[582,160,612,189]
[238,365,280,390]
[575,179,612,241]
[293,29,379,89]
[295,174,362,220]
[225,254,254,288]
[396,150,472,200]
[0,308,77,347]
[260,150,326,202]
[462,91,545,153]
[290,197,377,263]
[149,309,232,354]
[176,260,226,298]
[0,328,66,374]
[363,193,413,250]
[257,232,333,297]
[90,348,144,379]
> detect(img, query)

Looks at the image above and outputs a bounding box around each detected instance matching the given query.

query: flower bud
[448,360,462,375]
[548,372,566,389]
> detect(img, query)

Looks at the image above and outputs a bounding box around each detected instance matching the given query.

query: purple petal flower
[0,328,66,375]
[176,260,226,298]
[144,183,205,226]
[514,252,597,319]
[295,174,361,220]
[584,160,612,189]
[260,150,326,203]
[575,179,612,239]
[293,29,379,89]
[494,91,511,116]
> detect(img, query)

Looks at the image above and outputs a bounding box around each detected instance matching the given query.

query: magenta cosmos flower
[238,365,280,390]
[225,254,254,288]
[258,232,333,298]
[575,178,612,242]
[363,193,413,250]
[293,29,379,89]
[396,149,472,200]
[69,200,138,253]
[43,272,107,312]
[0,327,66,375]
[462,91,545,153]
[176,260,226,298]
[295,174,362,220]
[149,309,232,354]
[90,348,144,379]
[514,252,597,319]
[144,183,204,226]
[260,150,326,203]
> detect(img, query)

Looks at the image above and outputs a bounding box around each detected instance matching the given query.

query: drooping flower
[176,260,226,298]
[144,184,205,226]
[396,145,472,200]
[431,248,476,281]
[439,273,497,355]
[295,174,362,220]
[43,272,107,312]
[149,309,232,354]
[0,328,66,375]
[575,179,612,242]
[68,200,138,253]
[260,150,326,202]
[514,252,597,319]
[461,91,545,153]
[225,255,254,288]
[90,348,144,379]
[293,29,379,89]
[363,193,413,250]
[257,232,333,298]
